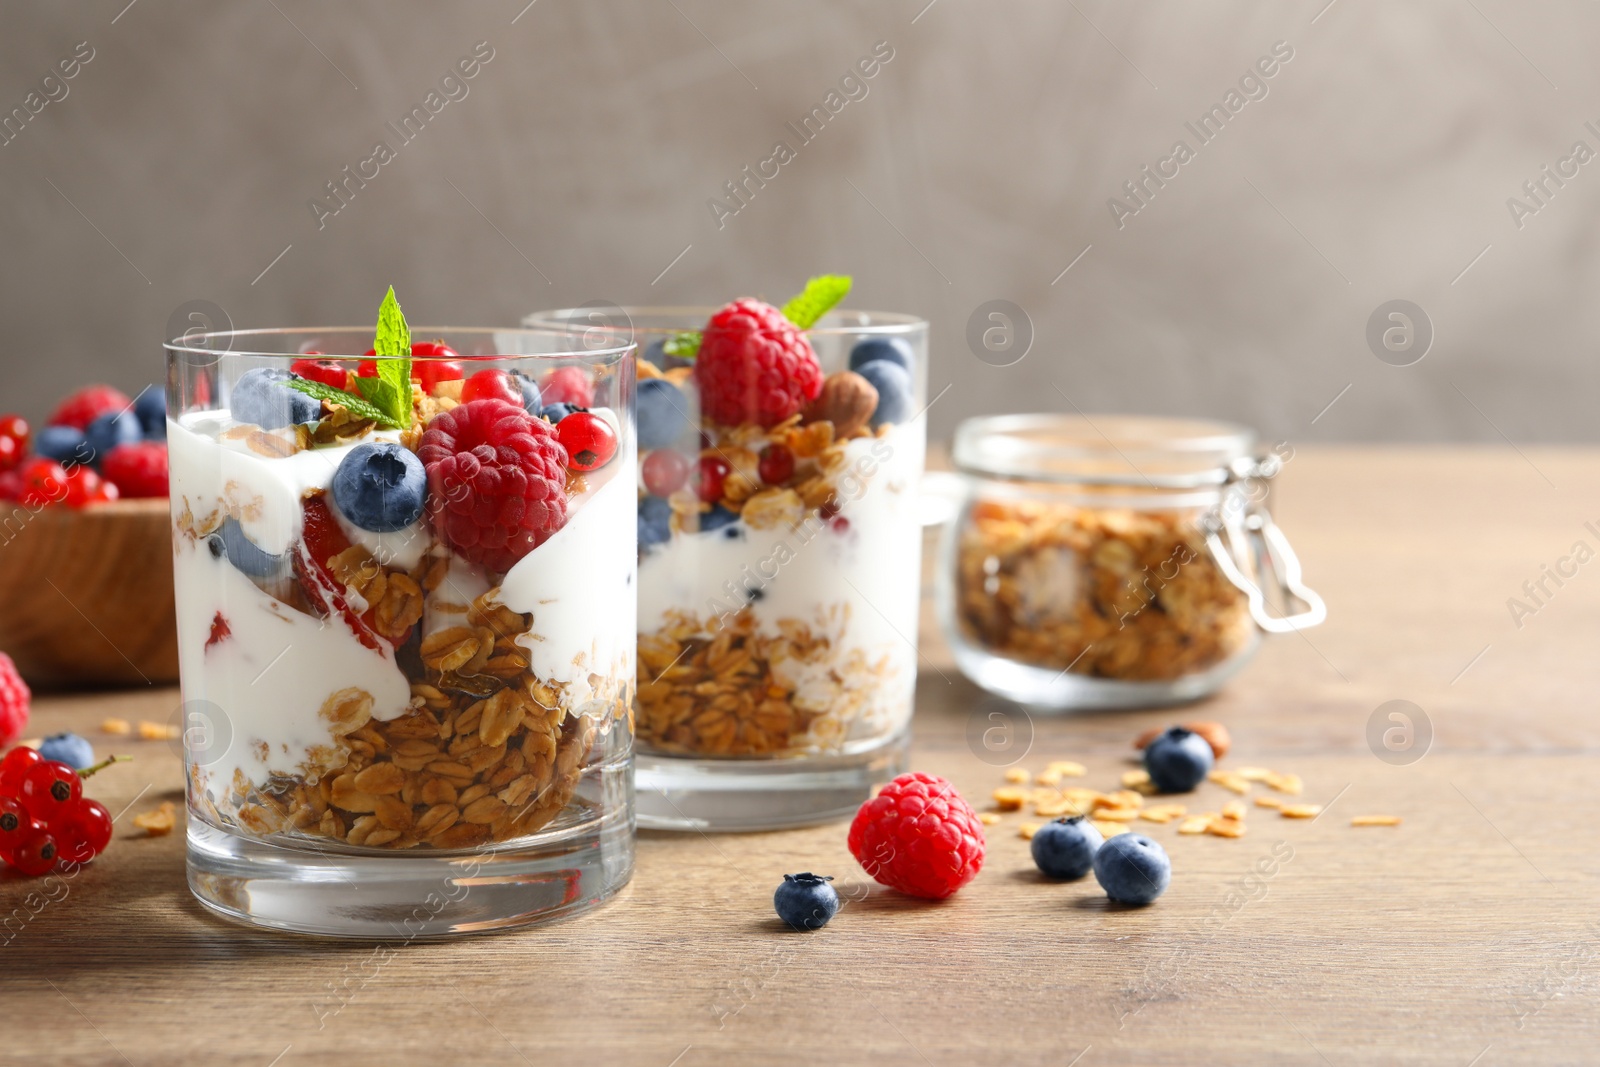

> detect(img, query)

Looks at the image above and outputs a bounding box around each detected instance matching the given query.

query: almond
[804,371,878,437]
[1133,720,1231,760]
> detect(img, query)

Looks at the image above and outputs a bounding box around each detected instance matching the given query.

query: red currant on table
[62,465,104,508]
[19,457,68,507]
[0,746,43,794]
[9,827,59,876]
[0,470,22,501]
[693,455,731,503]
[641,449,690,497]
[0,795,30,857]
[0,413,32,456]
[556,411,618,472]
[460,369,522,406]
[18,760,82,823]
[53,798,112,864]
[758,444,795,485]
[0,434,20,473]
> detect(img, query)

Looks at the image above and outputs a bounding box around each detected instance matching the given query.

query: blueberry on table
[1143,726,1215,793]
[38,732,94,770]
[1031,815,1103,880]
[774,872,840,930]
[134,386,167,439]
[332,443,427,533]
[231,368,320,430]
[853,359,912,427]
[848,336,914,374]
[34,425,86,465]
[83,410,142,466]
[636,378,689,450]
[209,517,287,578]
[1093,833,1171,905]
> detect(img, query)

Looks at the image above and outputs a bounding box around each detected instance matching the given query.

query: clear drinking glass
[526,307,928,830]
[166,327,636,937]
[936,414,1325,710]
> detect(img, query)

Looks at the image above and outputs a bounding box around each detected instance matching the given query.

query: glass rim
[953,413,1258,489]
[163,325,636,361]
[522,306,927,336]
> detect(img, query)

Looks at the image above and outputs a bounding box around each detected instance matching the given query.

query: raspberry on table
[0,652,30,748]
[847,771,987,900]
[49,385,131,431]
[418,399,570,572]
[101,442,169,499]
[694,298,824,427]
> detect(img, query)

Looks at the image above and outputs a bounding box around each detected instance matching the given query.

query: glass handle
[1204,507,1327,634]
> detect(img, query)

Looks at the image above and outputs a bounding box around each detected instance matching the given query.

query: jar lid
[952,414,1257,489]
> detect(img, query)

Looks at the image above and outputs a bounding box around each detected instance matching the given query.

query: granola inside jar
[937,414,1323,710]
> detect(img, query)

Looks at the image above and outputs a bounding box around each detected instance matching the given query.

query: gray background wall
[2,0,1596,445]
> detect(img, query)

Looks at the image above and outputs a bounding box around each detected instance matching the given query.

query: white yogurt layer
[636,427,925,745]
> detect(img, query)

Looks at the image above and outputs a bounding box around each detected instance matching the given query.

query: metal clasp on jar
[1202,456,1327,634]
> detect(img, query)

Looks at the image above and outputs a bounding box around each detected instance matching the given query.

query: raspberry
[540,366,594,408]
[100,442,169,498]
[694,299,824,427]
[0,652,32,749]
[49,385,132,431]
[847,772,986,900]
[418,399,569,572]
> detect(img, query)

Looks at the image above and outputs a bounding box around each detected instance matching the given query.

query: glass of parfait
[528,283,929,830]
[166,294,636,937]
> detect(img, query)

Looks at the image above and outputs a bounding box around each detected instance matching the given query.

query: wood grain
[3,448,1598,1066]
[0,497,178,687]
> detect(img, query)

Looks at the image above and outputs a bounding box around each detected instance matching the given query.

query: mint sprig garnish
[780,274,851,330]
[663,331,702,360]
[284,378,392,425]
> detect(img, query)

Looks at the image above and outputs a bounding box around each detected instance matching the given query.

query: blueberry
[854,359,912,427]
[83,409,143,466]
[773,872,840,930]
[540,402,581,424]
[332,442,427,533]
[209,517,287,577]
[1143,726,1215,793]
[35,425,87,465]
[1030,815,1103,880]
[509,370,542,413]
[636,378,689,450]
[134,386,167,439]
[38,732,94,770]
[231,367,320,430]
[1093,833,1171,905]
[638,495,672,549]
[848,336,914,374]
[697,504,740,537]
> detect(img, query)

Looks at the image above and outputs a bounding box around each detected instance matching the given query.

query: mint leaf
[663,331,701,360]
[284,379,393,426]
[780,274,852,330]
[373,286,410,358]
[364,286,412,429]
[376,356,411,430]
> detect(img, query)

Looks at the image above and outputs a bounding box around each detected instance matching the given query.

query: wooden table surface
[5,448,1599,1066]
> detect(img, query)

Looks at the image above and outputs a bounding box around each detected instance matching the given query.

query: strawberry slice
[295,493,387,652]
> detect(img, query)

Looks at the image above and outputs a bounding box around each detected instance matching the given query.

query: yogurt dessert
[168,294,634,853]
[628,279,927,760]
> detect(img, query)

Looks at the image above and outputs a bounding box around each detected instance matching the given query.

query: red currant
[0,470,21,501]
[54,798,112,864]
[0,413,31,456]
[555,411,618,472]
[758,445,795,485]
[89,481,120,504]
[460,369,522,406]
[20,457,68,507]
[357,356,379,379]
[62,465,103,508]
[830,515,851,534]
[0,746,42,794]
[0,434,19,473]
[411,342,464,391]
[19,760,81,823]
[10,827,58,876]
[290,357,352,390]
[0,795,30,855]
[641,449,690,497]
[692,455,731,503]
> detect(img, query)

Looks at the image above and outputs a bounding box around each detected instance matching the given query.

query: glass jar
[937,414,1323,710]
[526,307,928,830]
[166,327,636,937]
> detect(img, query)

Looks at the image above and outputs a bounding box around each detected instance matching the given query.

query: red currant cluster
[0,746,117,877]
[640,444,795,502]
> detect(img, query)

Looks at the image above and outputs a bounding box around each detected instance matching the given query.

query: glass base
[187,783,634,940]
[950,633,1260,711]
[634,730,910,832]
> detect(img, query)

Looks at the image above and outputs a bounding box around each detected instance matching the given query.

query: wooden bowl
[0,498,177,688]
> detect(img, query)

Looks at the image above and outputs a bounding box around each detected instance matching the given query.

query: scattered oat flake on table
[1351,815,1402,827]
[1221,800,1248,821]
[1018,821,1041,840]
[1140,804,1186,824]
[1094,807,1139,822]
[1035,798,1081,818]
[1279,804,1321,819]
[1034,769,1063,786]
[1208,770,1251,795]
[1092,820,1131,838]
[993,786,1028,811]
[100,718,132,736]
[133,801,178,836]
[1047,760,1086,778]
[979,812,1003,826]
[1178,814,1214,834]
[138,720,180,741]
[1238,767,1273,782]
[1003,767,1030,784]
[1255,795,1285,809]
[1101,789,1144,809]
[1206,816,1247,838]
[1264,772,1303,796]
[1121,769,1151,789]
